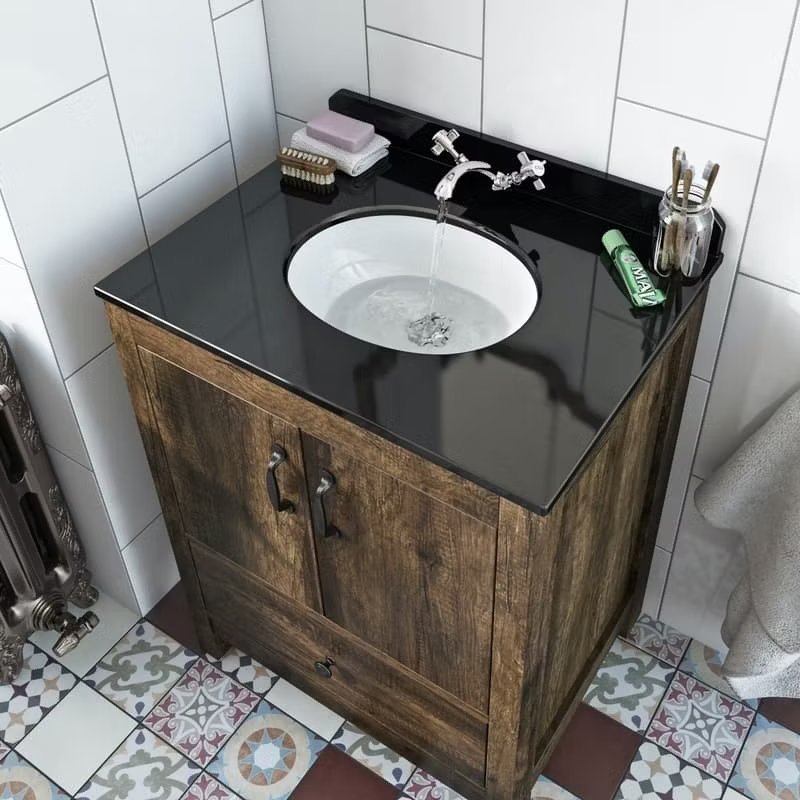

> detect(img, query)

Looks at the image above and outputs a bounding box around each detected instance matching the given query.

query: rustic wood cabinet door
[302,433,497,713]
[141,352,323,611]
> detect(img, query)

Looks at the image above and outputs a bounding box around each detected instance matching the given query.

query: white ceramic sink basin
[286,207,540,355]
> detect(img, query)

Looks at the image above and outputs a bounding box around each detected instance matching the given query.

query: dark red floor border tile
[544,703,642,800]
[290,745,399,799]
[146,581,202,653]
[758,696,800,735]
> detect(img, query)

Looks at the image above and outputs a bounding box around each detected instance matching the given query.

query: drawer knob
[313,657,335,678]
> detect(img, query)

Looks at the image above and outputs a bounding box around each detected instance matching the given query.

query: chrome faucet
[431,128,546,201]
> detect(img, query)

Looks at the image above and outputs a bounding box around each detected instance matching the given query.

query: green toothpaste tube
[601,229,665,308]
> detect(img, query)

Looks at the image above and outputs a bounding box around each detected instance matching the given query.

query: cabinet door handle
[266,445,295,513]
[312,470,341,539]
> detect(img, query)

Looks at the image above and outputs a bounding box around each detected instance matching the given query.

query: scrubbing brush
[277,147,336,188]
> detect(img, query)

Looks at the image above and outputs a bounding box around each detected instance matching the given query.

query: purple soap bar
[306,110,375,153]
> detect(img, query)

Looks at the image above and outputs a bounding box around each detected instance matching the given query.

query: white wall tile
[215,1,279,183]
[661,477,745,653]
[483,0,625,169]
[608,100,764,380]
[695,275,800,479]
[656,377,710,551]
[368,29,481,131]
[740,14,800,292]
[46,447,139,614]
[366,0,483,57]
[263,0,368,121]
[66,346,160,549]
[94,0,228,194]
[0,2,105,128]
[122,515,179,615]
[140,144,236,244]
[620,0,795,137]
[0,194,23,267]
[211,0,246,18]
[643,546,670,619]
[0,79,147,377]
[0,261,90,467]
[277,114,304,149]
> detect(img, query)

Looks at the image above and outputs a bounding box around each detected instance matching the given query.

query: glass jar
[653,182,714,279]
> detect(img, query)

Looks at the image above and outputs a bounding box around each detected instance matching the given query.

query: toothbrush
[702,161,720,203]
[676,167,693,272]
[664,147,682,272]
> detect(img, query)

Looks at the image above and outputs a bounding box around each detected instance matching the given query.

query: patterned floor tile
[84,620,197,718]
[182,773,241,799]
[144,659,259,767]
[722,789,749,799]
[615,740,723,799]
[646,671,755,781]
[206,648,277,696]
[0,741,9,763]
[331,720,414,789]
[206,698,326,799]
[627,615,691,666]
[291,745,398,799]
[531,775,581,799]
[76,727,201,800]
[584,638,674,732]
[0,750,70,799]
[680,640,758,708]
[0,642,76,744]
[403,768,466,799]
[729,713,800,800]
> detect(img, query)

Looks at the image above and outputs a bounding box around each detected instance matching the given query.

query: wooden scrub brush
[278,147,336,190]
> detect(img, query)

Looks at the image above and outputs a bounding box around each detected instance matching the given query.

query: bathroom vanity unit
[97,94,723,800]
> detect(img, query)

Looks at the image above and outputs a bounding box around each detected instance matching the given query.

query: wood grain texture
[485,296,706,799]
[141,351,322,611]
[192,542,488,792]
[303,433,497,713]
[120,311,498,527]
[104,303,226,657]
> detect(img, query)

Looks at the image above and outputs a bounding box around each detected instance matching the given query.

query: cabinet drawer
[192,542,488,788]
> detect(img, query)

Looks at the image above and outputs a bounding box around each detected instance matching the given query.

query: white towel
[290,127,390,177]
[695,388,800,698]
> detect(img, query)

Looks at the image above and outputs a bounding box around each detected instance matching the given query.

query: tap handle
[431,128,463,161]
[517,151,546,190]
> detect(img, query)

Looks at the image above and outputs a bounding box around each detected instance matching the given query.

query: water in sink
[407,198,452,347]
[325,273,508,353]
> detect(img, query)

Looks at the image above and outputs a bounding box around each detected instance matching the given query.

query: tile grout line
[62,342,114,383]
[616,96,767,142]
[604,0,629,173]
[137,139,232,200]
[211,0,253,22]
[363,0,372,97]
[366,25,482,61]
[0,74,107,135]
[208,0,241,186]
[479,0,487,133]
[258,0,283,154]
[737,268,800,297]
[681,0,800,503]
[277,111,307,125]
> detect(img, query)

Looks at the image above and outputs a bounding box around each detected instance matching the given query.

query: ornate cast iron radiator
[0,333,99,683]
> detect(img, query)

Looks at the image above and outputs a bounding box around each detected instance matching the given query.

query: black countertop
[96,92,724,515]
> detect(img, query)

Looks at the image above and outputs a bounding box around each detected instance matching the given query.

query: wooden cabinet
[106,294,705,800]
[302,433,496,712]
[140,352,322,611]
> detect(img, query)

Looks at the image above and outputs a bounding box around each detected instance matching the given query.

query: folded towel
[695,387,800,698]
[291,126,390,177]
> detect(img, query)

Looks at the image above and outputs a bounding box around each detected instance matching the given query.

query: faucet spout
[434,160,494,201]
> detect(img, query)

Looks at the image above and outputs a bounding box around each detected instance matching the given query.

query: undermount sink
[286,206,540,355]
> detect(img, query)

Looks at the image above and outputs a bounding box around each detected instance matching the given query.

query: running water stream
[406,198,453,347]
